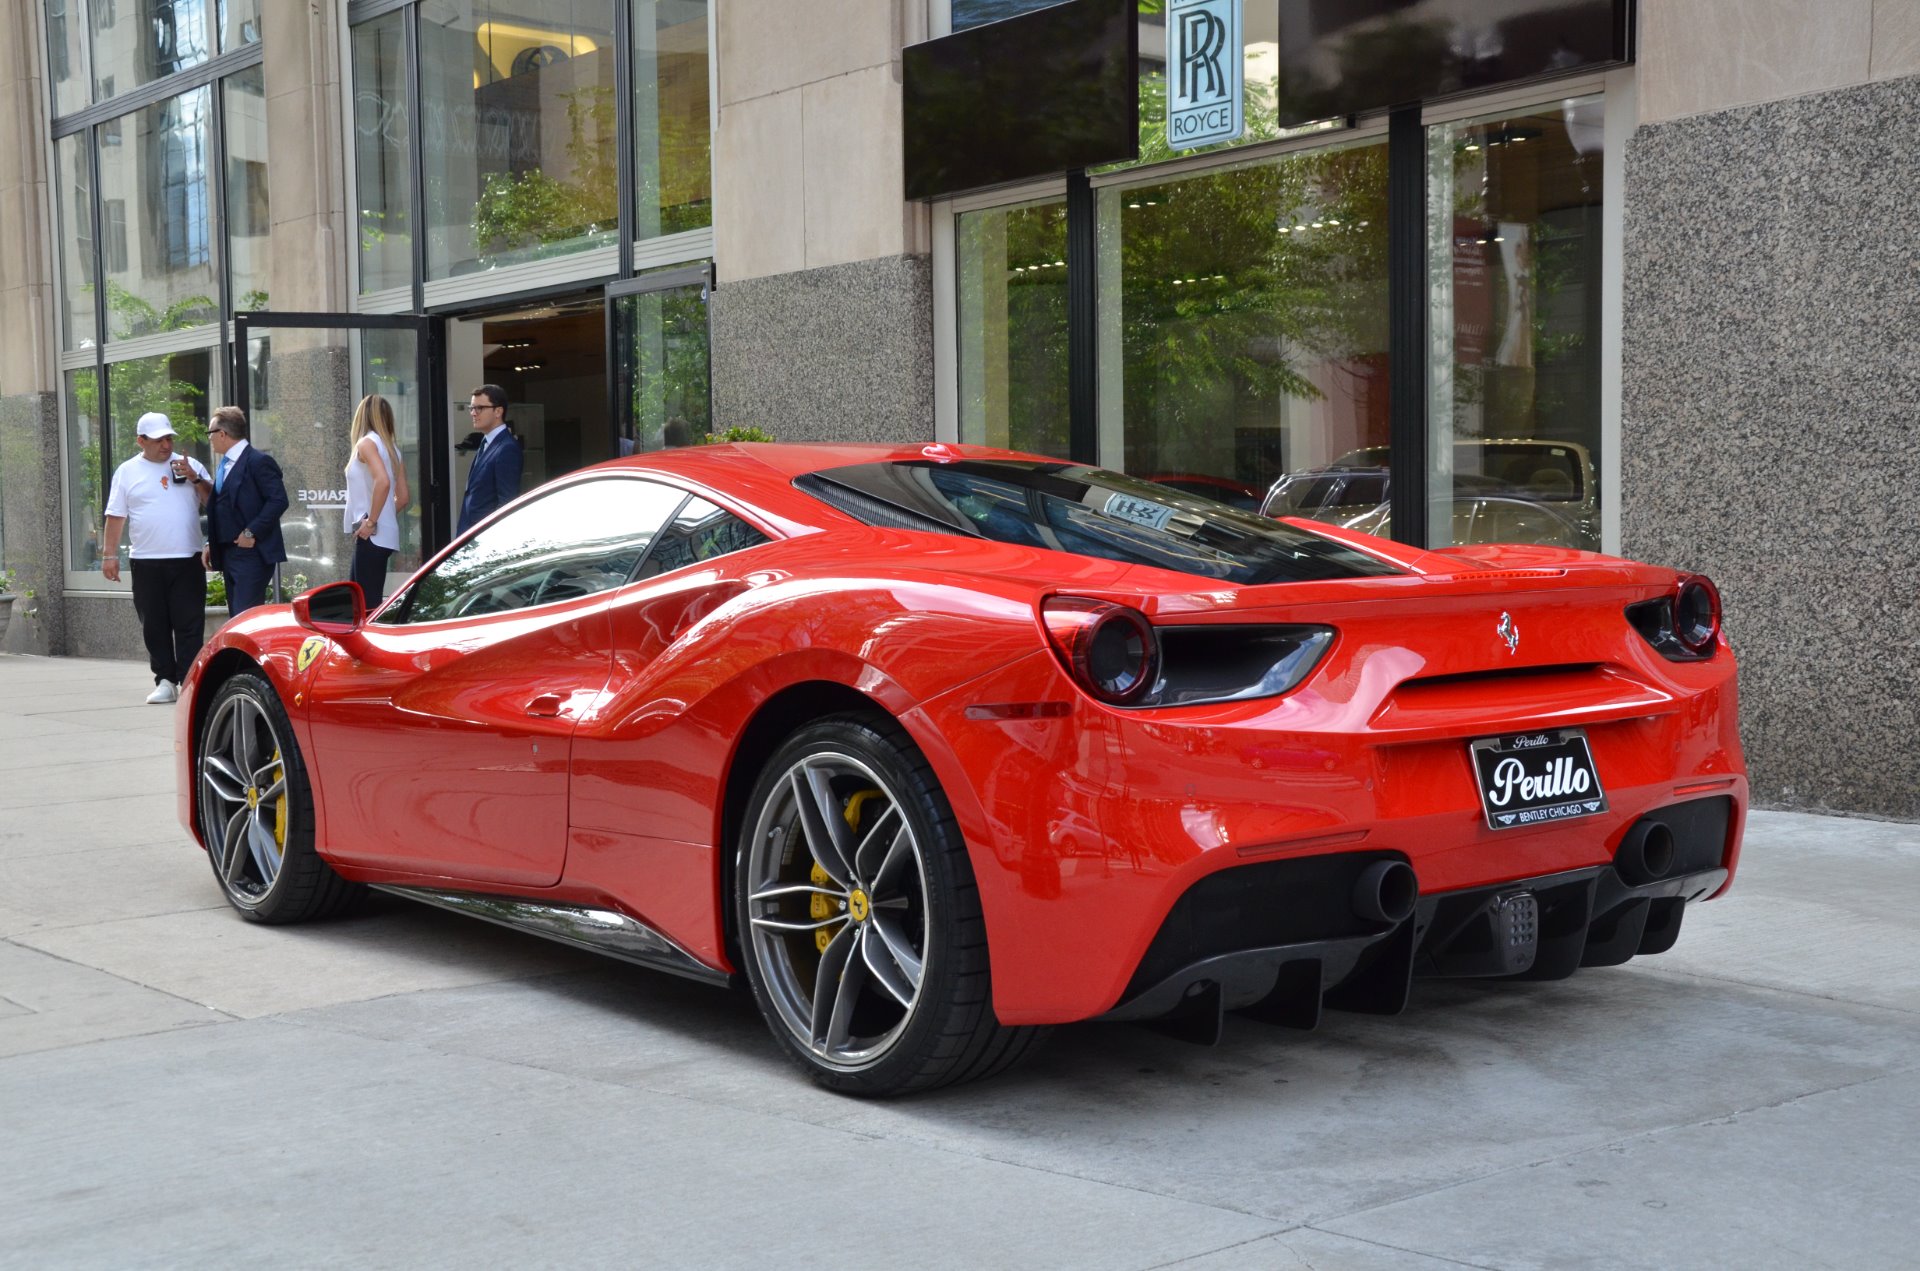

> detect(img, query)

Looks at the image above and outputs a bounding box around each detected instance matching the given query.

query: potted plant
[0,568,17,645]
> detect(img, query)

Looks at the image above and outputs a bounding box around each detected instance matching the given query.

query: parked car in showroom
[1262,439,1599,548]
[1339,491,1586,548]
[177,443,1743,1095]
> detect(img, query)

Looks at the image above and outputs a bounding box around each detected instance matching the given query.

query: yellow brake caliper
[812,789,883,953]
[270,747,288,849]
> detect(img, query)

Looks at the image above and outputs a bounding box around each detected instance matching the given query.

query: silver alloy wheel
[744,750,930,1071]
[198,692,290,905]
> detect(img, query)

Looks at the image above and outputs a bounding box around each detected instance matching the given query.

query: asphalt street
[3,653,1918,1270]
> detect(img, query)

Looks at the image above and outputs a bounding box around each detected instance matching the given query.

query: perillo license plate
[1470,729,1609,830]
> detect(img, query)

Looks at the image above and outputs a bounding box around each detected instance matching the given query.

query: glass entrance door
[610,265,711,453]
[231,313,446,597]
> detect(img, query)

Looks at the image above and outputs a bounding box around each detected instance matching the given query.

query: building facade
[0,0,1913,819]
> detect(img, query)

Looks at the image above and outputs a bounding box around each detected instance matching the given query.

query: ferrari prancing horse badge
[296,636,326,672]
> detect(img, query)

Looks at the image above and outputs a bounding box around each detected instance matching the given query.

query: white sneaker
[145,680,178,705]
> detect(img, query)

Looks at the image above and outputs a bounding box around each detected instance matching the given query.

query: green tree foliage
[472,86,618,262]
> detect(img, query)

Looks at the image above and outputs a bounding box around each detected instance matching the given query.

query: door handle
[526,693,564,718]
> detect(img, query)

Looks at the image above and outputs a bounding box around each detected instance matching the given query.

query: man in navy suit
[203,406,289,615]
[457,383,524,535]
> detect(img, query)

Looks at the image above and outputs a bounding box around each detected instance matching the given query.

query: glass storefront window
[91,0,210,102]
[106,348,212,461]
[352,12,413,294]
[419,0,619,279]
[224,67,271,312]
[96,87,218,338]
[1100,142,1390,511]
[631,0,711,239]
[55,133,96,349]
[47,0,89,117]
[956,197,1069,458]
[218,0,261,50]
[614,278,710,452]
[1427,97,1604,550]
[64,367,104,571]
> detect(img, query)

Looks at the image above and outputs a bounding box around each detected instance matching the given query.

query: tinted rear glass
[798,460,1401,585]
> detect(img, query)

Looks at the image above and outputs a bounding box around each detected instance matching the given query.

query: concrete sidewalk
[2,652,1918,1269]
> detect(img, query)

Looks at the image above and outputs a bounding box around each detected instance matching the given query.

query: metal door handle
[526,693,563,717]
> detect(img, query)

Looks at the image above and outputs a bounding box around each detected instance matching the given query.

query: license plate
[1469,729,1609,830]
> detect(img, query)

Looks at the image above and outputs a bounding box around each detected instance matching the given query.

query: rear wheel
[734,713,1043,1095]
[196,671,361,923]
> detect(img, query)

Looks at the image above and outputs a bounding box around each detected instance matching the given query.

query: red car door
[303,476,692,888]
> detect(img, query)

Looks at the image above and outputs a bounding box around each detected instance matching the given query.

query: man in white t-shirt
[102,412,212,704]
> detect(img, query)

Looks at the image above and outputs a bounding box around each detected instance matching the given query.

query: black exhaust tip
[1353,860,1418,924]
[1616,819,1677,885]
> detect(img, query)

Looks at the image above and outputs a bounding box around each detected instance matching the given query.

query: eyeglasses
[466,404,499,414]
[208,427,229,436]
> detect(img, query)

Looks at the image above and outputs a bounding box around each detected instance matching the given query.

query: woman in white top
[343,393,410,608]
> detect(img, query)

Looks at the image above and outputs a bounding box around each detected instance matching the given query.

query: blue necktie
[215,455,229,493]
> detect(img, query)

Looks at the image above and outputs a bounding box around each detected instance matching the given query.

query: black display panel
[904,0,1138,201]
[1273,0,1632,128]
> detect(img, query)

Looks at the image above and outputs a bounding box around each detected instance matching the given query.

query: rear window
[797,459,1402,585]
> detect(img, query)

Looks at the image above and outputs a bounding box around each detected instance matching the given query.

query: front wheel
[734,713,1043,1095]
[196,670,362,923]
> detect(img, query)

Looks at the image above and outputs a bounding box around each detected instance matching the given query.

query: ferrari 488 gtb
[176,443,1745,1095]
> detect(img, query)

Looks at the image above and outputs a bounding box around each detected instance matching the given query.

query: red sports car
[176,443,1746,1095]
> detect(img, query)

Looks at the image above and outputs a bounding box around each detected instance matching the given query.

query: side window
[636,497,770,580]
[388,478,688,624]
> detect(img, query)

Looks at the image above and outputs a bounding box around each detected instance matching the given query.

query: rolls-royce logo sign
[1497,612,1519,655]
[1168,0,1242,151]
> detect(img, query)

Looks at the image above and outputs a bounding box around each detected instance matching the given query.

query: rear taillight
[1042,597,1159,705]
[1625,573,1723,662]
[1041,596,1334,708]
[1672,574,1721,655]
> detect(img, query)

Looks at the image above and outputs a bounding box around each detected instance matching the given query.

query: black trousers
[130,556,206,685]
[221,548,272,615]
[351,538,394,610]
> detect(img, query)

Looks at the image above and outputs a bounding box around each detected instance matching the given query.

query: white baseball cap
[135,412,176,439]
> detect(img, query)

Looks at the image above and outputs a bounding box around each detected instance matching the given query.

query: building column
[709,0,934,441]
[0,0,67,653]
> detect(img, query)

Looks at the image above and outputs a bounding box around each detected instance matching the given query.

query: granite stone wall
[62,593,149,663]
[0,391,65,655]
[711,254,934,443]
[1622,75,1920,819]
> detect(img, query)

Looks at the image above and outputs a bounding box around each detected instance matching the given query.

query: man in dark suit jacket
[203,406,289,614]
[457,383,524,535]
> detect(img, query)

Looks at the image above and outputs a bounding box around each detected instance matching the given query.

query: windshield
[797,459,1402,585]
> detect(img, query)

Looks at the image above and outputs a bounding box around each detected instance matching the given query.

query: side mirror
[293,580,366,633]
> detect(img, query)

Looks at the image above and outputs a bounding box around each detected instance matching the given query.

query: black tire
[734,712,1045,1096]
[195,670,362,923]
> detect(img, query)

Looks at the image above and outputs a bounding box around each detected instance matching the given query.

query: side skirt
[374,885,732,987]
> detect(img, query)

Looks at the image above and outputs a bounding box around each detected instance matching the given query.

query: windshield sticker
[1101,491,1176,531]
